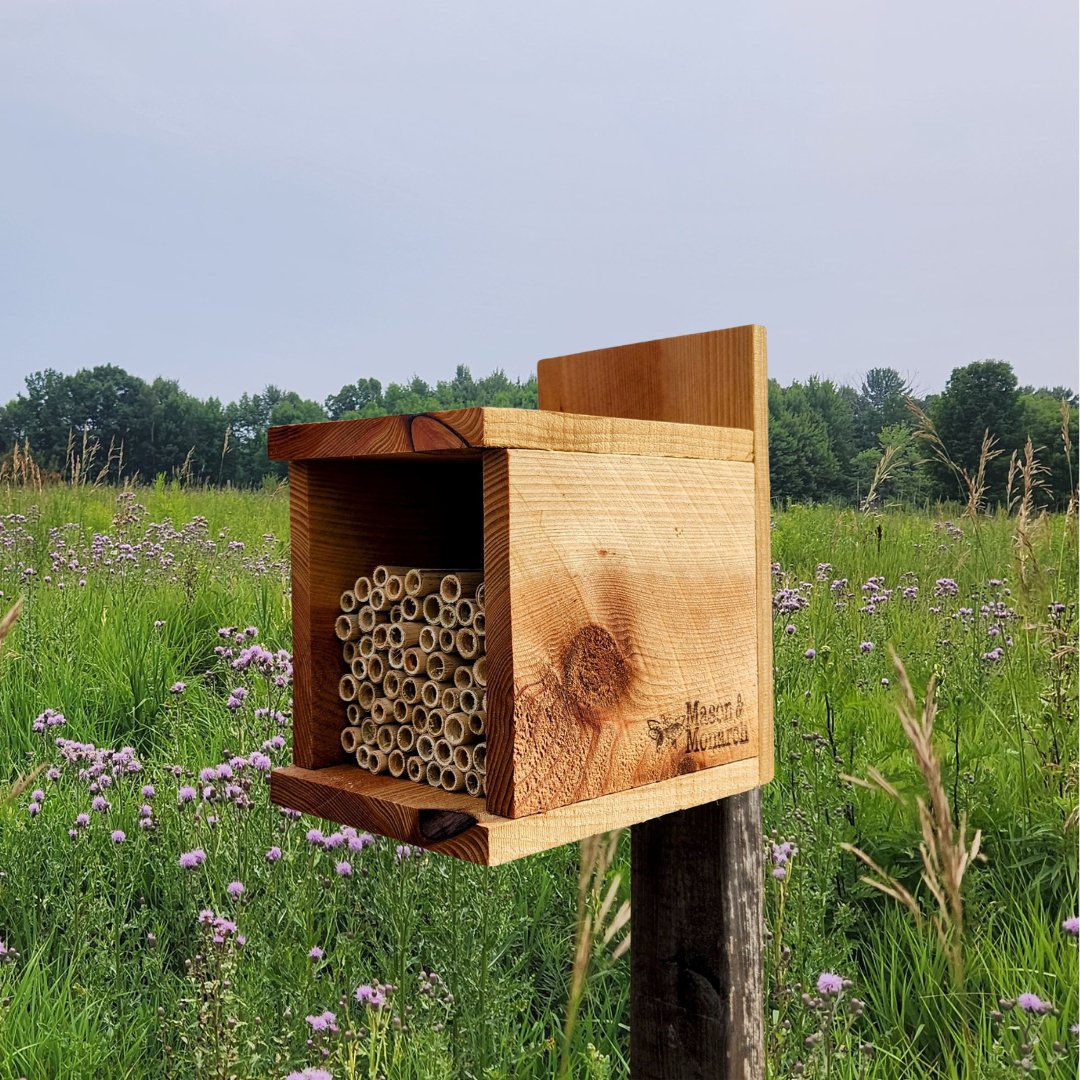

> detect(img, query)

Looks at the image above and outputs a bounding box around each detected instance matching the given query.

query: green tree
[854,367,916,451]
[929,360,1023,501]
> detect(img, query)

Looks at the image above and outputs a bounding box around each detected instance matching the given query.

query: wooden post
[538,327,770,1078]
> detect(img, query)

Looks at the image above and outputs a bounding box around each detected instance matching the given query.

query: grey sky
[1,2,1076,409]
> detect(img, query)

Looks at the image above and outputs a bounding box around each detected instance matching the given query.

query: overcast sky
[1,2,1076,409]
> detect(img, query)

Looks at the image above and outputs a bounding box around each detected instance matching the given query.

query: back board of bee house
[269,325,773,864]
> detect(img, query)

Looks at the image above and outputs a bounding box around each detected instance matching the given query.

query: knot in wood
[561,624,631,716]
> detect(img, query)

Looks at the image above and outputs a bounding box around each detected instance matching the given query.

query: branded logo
[646,694,749,753]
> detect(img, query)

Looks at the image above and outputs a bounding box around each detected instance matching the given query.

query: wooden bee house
[269,326,773,863]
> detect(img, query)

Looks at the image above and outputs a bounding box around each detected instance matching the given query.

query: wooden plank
[538,326,773,785]
[268,407,753,464]
[485,448,759,819]
[536,325,768,1077]
[270,756,761,866]
[289,457,483,768]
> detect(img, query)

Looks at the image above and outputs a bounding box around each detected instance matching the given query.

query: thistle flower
[804,648,816,660]
[335,861,352,877]
[1017,993,1053,1015]
[309,946,324,960]
[226,880,245,899]
[111,830,126,844]
[266,846,282,862]
[816,972,844,996]
[179,849,206,870]
[1062,916,1079,936]
[355,984,387,1007]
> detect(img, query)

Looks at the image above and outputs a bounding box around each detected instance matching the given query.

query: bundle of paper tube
[335,566,486,797]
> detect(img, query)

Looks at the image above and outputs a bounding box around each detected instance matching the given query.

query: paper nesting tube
[339,674,358,702]
[438,627,456,653]
[354,575,372,603]
[342,640,358,664]
[388,749,407,778]
[405,569,448,597]
[455,599,476,627]
[416,734,436,762]
[440,686,461,713]
[356,745,370,769]
[433,738,454,767]
[427,708,446,737]
[350,656,367,681]
[421,594,443,624]
[371,697,393,725]
[396,725,416,753]
[383,670,402,699]
[418,625,439,654]
[412,704,429,733]
[420,680,443,708]
[367,748,389,774]
[465,770,483,797]
[384,574,405,602]
[472,655,487,687]
[368,587,387,612]
[425,761,443,787]
[459,688,480,715]
[455,628,480,660]
[475,581,485,608]
[392,698,411,723]
[361,718,379,746]
[400,676,421,704]
[453,744,474,771]
[439,572,483,604]
[357,606,385,633]
[406,756,425,783]
[376,724,400,753]
[473,743,487,772]
[388,622,423,648]
[372,564,412,587]
[372,623,390,650]
[357,681,378,710]
[400,595,421,621]
[402,647,426,676]
[389,604,404,624]
[441,765,466,792]
[444,713,473,747]
[340,589,359,613]
[358,634,376,659]
[438,604,459,630]
[346,702,362,726]
[341,726,362,754]
[335,614,361,642]
[453,664,474,690]
[473,612,485,636]
[467,712,485,738]
[425,651,462,681]
[387,647,405,671]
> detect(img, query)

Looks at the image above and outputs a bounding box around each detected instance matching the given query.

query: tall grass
[0,478,1074,1078]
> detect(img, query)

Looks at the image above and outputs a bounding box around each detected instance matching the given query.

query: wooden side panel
[537,326,773,784]
[289,457,483,768]
[486,449,759,818]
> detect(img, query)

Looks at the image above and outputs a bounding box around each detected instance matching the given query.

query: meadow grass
[0,482,1075,1079]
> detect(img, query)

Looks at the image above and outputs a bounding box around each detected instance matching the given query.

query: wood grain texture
[537,325,773,785]
[270,756,761,866]
[289,457,482,769]
[268,407,752,464]
[484,448,759,819]
[630,791,764,1078]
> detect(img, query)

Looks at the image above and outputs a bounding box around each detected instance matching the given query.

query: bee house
[270,326,773,863]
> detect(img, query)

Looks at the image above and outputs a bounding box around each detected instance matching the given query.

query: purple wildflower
[266,846,282,862]
[169,682,186,694]
[91,795,109,813]
[305,1009,338,1033]
[335,860,352,877]
[111,830,126,844]
[178,785,197,804]
[355,984,387,1007]
[179,848,206,869]
[226,881,245,899]
[309,946,324,960]
[141,784,156,798]
[249,751,271,772]
[74,813,89,828]
[784,623,796,635]
[285,1069,333,1080]
[817,972,844,995]
[1062,916,1079,937]
[804,648,816,660]
[306,828,325,846]
[27,802,40,817]
[1017,993,1053,1015]
[46,767,61,782]
[859,641,874,653]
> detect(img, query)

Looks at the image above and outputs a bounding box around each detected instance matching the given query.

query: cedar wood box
[268,327,773,864]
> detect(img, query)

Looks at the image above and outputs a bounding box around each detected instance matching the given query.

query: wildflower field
[0,482,1075,1079]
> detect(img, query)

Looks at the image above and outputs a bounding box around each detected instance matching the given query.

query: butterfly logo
[646,715,682,751]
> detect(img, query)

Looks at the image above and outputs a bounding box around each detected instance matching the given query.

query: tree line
[0,359,1075,507]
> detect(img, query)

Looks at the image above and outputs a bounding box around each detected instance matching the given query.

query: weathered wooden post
[268,325,771,1077]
